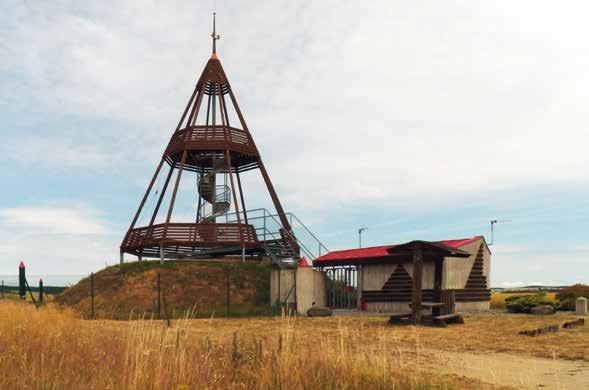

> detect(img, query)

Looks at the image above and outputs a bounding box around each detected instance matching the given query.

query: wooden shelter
[385,241,470,325]
[314,236,491,313]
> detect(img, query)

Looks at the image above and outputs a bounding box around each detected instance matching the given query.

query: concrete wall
[270,268,326,315]
[366,302,410,313]
[366,301,489,314]
[404,262,435,289]
[362,262,436,290]
[296,267,326,314]
[443,238,490,289]
[361,264,396,290]
[270,269,296,306]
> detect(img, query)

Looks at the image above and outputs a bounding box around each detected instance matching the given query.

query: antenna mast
[211,12,220,55]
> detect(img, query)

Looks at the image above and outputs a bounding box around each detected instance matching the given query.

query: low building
[314,236,491,312]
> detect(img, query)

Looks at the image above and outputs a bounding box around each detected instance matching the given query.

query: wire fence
[0,265,277,320]
[77,269,275,320]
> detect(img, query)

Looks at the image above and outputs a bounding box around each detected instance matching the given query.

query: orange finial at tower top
[211,12,220,58]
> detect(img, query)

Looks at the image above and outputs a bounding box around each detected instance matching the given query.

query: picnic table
[409,302,445,316]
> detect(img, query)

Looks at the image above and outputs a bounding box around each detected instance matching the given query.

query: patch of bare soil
[424,348,589,389]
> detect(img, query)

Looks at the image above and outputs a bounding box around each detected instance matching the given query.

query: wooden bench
[409,302,444,309]
[432,313,464,327]
[409,302,445,316]
[388,312,412,324]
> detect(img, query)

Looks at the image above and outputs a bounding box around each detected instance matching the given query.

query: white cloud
[1,1,589,284]
[2,1,589,208]
[0,205,108,235]
[0,204,119,274]
[1,136,114,169]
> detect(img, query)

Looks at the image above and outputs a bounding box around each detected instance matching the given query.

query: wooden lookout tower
[120,14,297,263]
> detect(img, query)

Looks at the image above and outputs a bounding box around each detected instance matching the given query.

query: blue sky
[1,1,588,286]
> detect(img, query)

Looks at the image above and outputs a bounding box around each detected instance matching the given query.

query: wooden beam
[227,88,293,234]
[149,163,174,227]
[127,158,164,232]
[175,86,198,132]
[434,258,443,300]
[225,149,243,246]
[188,85,205,126]
[411,243,423,325]
[165,150,187,225]
[236,170,248,224]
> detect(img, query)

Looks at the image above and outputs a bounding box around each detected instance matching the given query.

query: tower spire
[211,12,220,56]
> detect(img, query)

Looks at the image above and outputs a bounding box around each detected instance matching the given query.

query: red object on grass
[360,297,367,311]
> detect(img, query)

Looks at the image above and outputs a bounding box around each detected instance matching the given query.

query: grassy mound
[55,260,273,319]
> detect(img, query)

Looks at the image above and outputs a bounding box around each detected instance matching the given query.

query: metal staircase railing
[226,208,329,266]
[284,212,329,258]
[198,158,231,222]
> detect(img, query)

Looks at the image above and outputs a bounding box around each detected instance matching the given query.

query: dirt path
[424,349,589,389]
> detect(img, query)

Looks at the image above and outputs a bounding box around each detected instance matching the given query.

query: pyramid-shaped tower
[120,15,296,262]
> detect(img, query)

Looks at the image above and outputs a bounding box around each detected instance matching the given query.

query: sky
[1,1,588,287]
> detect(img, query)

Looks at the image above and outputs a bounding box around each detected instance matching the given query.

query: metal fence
[323,266,358,309]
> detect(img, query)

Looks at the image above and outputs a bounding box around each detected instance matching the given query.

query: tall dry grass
[0,301,463,389]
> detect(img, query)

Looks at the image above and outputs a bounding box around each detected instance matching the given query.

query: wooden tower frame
[120,14,293,262]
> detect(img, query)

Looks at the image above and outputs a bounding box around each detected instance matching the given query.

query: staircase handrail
[253,212,316,261]
[226,207,328,261]
[284,212,330,256]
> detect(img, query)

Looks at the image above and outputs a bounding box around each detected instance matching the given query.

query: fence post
[90,272,94,319]
[226,268,230,317]
[277,268,281,307]
[19,262,26,300]
[1,280,4,299]
[39,278,44,304]
[157,272,161,319]
[162,290,171,327]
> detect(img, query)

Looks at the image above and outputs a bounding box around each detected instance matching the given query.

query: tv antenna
[358,227,367,248]
[490,219,511,245]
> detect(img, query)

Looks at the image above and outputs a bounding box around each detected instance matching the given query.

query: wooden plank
[433,313,464,327]
[411,243,423,325]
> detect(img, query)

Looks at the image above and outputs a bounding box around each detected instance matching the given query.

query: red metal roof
[314,236,484,266]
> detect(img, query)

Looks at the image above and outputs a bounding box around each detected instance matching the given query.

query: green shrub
[505,293,560,313]
[556,284,589,310]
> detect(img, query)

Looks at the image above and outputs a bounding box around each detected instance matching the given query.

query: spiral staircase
[197,158,231,222]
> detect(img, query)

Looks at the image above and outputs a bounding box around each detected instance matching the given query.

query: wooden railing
[122,222,258,251]
[166,125,258,156]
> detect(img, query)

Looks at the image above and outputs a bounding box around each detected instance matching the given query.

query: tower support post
[128,158,165,232]
[225,149,244,249]
[227,88,292,233]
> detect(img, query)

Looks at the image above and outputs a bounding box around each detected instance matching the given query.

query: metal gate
[324,266,358,309]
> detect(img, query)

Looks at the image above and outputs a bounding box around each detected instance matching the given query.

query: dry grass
[490,292,557,309]
[1,301,585,389]
[174,313,588,362]
[0,301,495,389]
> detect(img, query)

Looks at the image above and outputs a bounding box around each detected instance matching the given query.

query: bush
[505,293,559,313]
[556,284,589,310]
